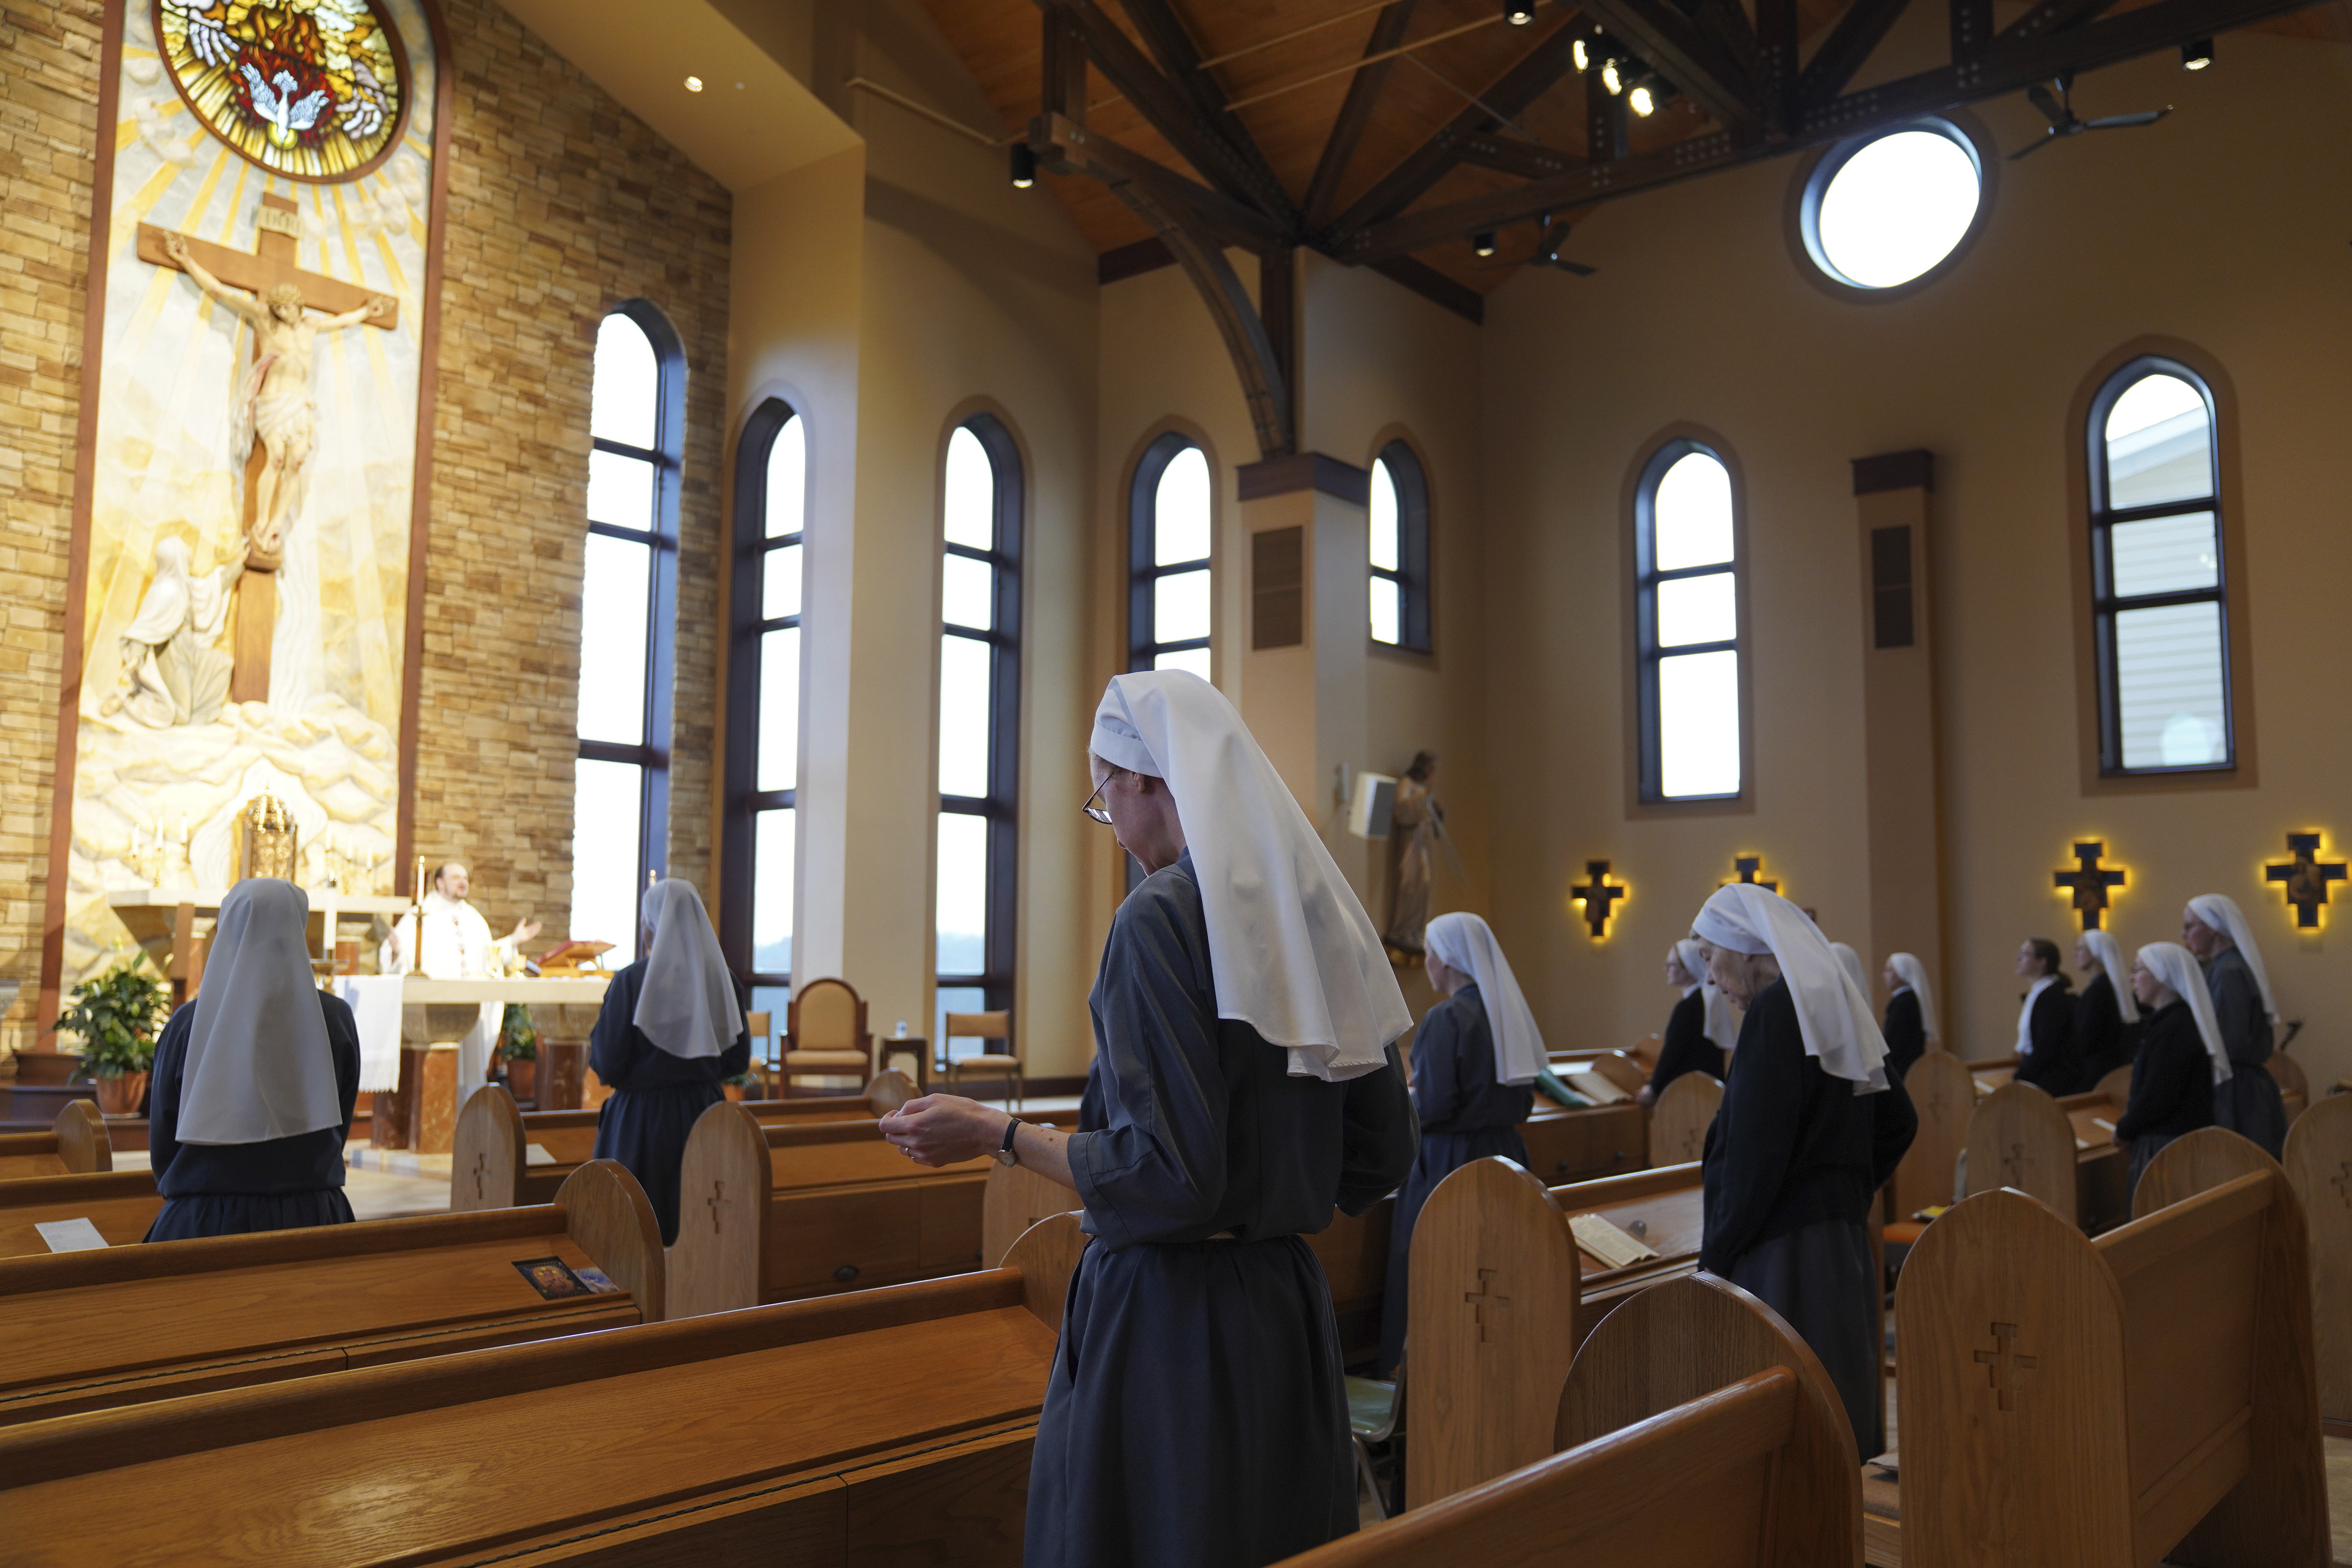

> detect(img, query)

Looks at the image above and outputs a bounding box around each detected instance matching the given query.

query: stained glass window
[158,0,408,181]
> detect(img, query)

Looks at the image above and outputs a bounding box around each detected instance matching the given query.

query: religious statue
[161,229,391,559]
[99,535,247,727]
[1384,751,1444,954]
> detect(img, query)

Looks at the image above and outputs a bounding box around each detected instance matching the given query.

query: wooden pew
[449,1070,919,1212]
[0,1214,1086,1567]
[2281,1094,2351,1436]
[1878,1149,2327,1567]
[1279,1274,1860,1566]
[1527,1049,1650,1180]
[1886,1051,1973,1220]
[1648,1071,1721,1165]
[1966,1053,2019,1094]
[0,1169,161,1257]
[2267,1050,2310,1128]
[0,1161,663,1426]
[1959,1080,2128,1232]
[0,1103,111,1180]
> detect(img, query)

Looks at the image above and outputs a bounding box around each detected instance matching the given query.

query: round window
[1800,122,1983,292]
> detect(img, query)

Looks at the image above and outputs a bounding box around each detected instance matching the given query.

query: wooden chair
[744,1007,773,1085]
[1648,1071,1721,1165]
[780,977,874,1097]
[0,1102,112,1181]
[2281,1094,2352,1437]
[944,1009,1023,1110]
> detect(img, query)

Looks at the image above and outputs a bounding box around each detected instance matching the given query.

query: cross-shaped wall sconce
[1570,861,1626,940]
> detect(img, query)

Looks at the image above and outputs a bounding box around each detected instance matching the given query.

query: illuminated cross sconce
[1725,854,1778,894]
[2266,832,2347,929]
[1570,860,1627,940]
[2053,842,2126,931]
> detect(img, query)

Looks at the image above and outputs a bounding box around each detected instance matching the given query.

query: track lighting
[1010,143,1037,189]
[1628,82,1655,116]
[1472,232,1497,258]
[1601,58,1623,95]
[683,76,704,92]
[1572,37,1589,71]
[1503,0,1537,24]
[2180,37,2213,70]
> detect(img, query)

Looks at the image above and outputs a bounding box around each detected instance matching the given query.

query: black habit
[2113,999,2216,1191]
[1030,852,1419,1568]
[2011,978,2082,1096]
[1377,983,1532,1376]
[144,991,361,1242]
[2072,972,2137,1087]
[1880,989,1927,1080]
[2203,947,2286,1158]
[1646,987,1727,1099]
[1700,977,1914,1459]
[589,959,753,1245]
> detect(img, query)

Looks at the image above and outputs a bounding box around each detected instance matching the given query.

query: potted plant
[497,1004,540,1101]
[60,952,168,1116]
[721,1069,762,1103]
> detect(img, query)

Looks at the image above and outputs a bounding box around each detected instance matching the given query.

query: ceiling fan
[1470,218,1598,276]
[2009,71,2172,160]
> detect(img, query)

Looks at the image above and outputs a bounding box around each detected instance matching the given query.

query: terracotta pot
[506,1059,537,1100]
[722,1081,749,1102]
[93,1072,148,1117]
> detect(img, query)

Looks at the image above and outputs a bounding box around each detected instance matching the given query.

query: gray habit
[2203,947,2285,1158]
[1029,851,1419,1568]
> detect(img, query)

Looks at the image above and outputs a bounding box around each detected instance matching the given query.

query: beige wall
[1481,27,2352,1086]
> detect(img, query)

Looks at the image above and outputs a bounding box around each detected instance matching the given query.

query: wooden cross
[469,1150,490,1204]
[1570,860,1626,939]
[1730,855,1778,893]
[2266,833,2346,929]
[137,194,398,703]
[1973,1321,2038,1413]
[1463,1266,1510,1344]
[2329,1160,2351,1209]
[2000,1141,2029,1188]
[705,1179,728,1236]
[2052,842,2125,931]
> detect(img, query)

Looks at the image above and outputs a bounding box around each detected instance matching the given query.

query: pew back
[2267,1051,2310,1127]
[1649,1072,1721,1165]
[0,1102,112,1181]
[1963,1080,2079,1224]
[0,1169,161,1256]
[2281,1093,2352,1431]
[1888,1051,1972,1217]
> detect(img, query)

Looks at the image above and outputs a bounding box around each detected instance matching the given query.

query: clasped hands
[880,1094,1012,1167]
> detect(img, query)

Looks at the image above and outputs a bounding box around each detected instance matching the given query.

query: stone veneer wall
[0,0,730,1054]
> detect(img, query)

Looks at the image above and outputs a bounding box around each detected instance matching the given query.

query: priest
[379,862,544,1098]
[2183,894,2287,1157]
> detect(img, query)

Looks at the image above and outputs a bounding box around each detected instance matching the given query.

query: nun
[1636,940,1734,1108]
[2072,929,2140,1087]
[2011,937,2082,1095]
[2112,943,2224,1190]
[588,879,751,1245]
[877,669,1418,1568]
[1879,954,1936,1080]
[145,879,362,1241]
[1376,910,1541,1376]
[2183,895,2288,1158]
[1691,883,1916,1459]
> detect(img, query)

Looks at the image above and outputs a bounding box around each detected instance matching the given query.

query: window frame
[2085,355,2234,778]
[1624,431,1755,813]
[936,414,1024,1035]
[1787,113,1998,305]
[578,300,681,957]
[1368,438,1433,655]
[1128,431,1214,674]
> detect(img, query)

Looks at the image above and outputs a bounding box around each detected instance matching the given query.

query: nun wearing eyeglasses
[1879,953,1936,1080]
[1690,884,1916,1459]
[144,879,362,1242]
[2181,894,2287,1158]
[1636,940,1734,1108]
[2112,943,2224,1189]
[588,879,751,1245]
[2072,929,2140,1087]
[1375,910,1539,1377]
[877,670,1419,1568]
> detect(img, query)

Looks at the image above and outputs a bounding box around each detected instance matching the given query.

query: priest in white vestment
[378,863,544,1099]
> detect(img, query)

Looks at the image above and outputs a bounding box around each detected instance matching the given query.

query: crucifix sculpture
[2266,833,2347,929]
[1570,859,1626,939]
[2053,842,2126,931]
[139,194,397,703]
[1729,855,1778,894]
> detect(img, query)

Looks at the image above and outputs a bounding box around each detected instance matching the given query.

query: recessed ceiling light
[684,76,704,92]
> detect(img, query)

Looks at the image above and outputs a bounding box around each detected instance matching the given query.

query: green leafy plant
[722,1071,762,1090]
[60,952,169,1079]
[498,1003,539,1062]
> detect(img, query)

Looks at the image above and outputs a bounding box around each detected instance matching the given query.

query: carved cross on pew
[2053,842,2126,931]
[2330,1161,2352,1210]
[1974,1321,2039,1413]
[1729,855,1778,893]
[1570,860,1626,939]
[2000,1142,2029,1188]
[470,1151,490,1205]
[2266,833,2347,929]
[137,194,398,703]
[1463,1267,1510,1344]
[705,1179,728,1236]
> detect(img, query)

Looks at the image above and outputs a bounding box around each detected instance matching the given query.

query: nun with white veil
[145,878,362,1241]
[1375,910,1541,1377]
[2071,929,2140,1086]
[588,879,750,1245]
[1690,884,1916,1459]
[879,670,1419,1568]
[2112,942,2224,1189]
[2182,894,2287,1157]
[1879,953,1937,1080]
[1640,938,1735,1107]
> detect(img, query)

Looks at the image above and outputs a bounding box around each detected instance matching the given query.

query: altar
[362,976,612,1154]
[105,887,413,1005]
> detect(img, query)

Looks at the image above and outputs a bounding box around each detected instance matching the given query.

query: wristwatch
[994,1117,1021,1167]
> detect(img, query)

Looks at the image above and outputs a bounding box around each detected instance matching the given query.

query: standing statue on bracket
[1384,751,1446,955]
[99,535,248,728]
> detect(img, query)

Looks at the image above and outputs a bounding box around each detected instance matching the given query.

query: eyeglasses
[1081,777,1114,824]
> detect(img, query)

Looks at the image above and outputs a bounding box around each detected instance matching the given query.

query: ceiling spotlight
[2180,37,2214,69]
[1601,59,1623,95]
[1504,0,1537,24]
[1572,37,1589,71]
[1010,143,1038,189]
[1472,232,1498,258]
[683,75,704,92]
[1628,82,1656,117]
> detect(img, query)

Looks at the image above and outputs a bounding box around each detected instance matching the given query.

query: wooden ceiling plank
[1794,0,1916,107]
[1303,0,1420,231]
[1113,0,1301,220]
[1576,0,1764,131]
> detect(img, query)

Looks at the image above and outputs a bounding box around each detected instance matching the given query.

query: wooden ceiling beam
[1113,0,1299,223]
[1303,0,1420,232]
[1576,0,1764,131]
[1795,0,1915,107]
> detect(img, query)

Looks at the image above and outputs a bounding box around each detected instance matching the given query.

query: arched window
[720,398,805,1025]
[572,304,681,959]
[1129,434,1212,677]
[2088,360,2232,773]
[1369,441,1431,652]
[1633,440,1745,802]
[935,417,1022,1062]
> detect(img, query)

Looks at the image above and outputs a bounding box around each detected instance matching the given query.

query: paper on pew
[1569,1213,1658,1270]
[37,1217,109,1253]
[525,1144,556,1166]
[1565,1071,1630,1106]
